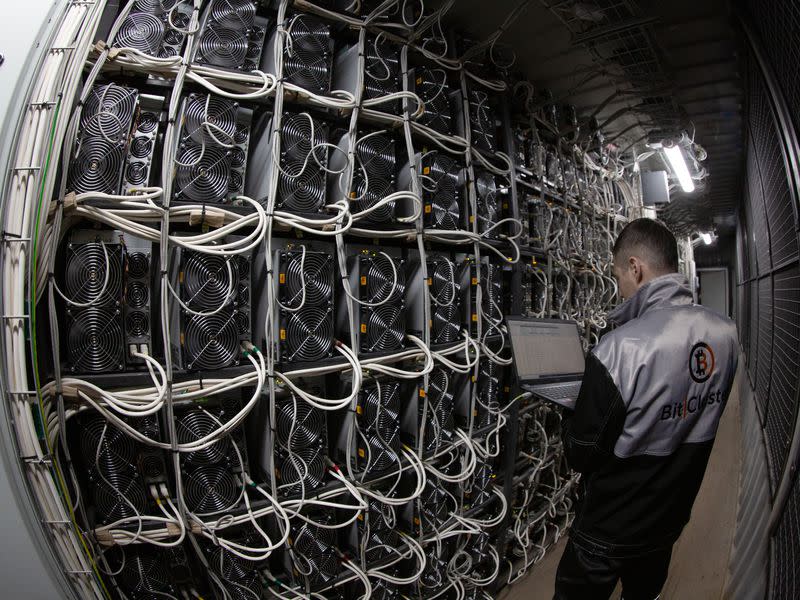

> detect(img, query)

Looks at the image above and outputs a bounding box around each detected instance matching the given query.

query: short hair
[612,218,679,273]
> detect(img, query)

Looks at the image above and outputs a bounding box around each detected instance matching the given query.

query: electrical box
[642,170,670,206]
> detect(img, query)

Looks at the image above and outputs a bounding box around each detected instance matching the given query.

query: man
[554,218,738,600]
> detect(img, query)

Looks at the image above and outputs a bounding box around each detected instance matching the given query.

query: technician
[554,218,738,600]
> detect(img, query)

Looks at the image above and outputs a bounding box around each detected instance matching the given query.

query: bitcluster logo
[689,342,715,384]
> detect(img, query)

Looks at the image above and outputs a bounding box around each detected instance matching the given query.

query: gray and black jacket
[564,273,738,556]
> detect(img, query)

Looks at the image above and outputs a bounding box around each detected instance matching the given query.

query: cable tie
[2,230,22,239]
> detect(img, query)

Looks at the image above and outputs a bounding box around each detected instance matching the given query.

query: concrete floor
[500,366,743,600]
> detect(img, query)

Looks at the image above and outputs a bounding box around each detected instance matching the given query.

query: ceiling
[443,0,744,234]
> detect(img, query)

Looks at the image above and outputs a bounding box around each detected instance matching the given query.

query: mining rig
[7,0,639,598]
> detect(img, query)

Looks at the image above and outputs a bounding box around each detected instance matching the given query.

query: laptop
[507,317,586,410]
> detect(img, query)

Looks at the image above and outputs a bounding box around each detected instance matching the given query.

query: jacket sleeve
[562,352,627,474]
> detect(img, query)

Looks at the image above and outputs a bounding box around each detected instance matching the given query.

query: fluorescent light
[700,232,712,245]
[664,145,695,193]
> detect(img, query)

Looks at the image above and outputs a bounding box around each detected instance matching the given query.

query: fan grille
[184,94,238,145]
[131,136,153,159]
[184,465,238,514]
[281,113,327,160]
[283,251,332,307]
[127,281,149,308]
[65,242,123,305]
[177,409,232,466]
[175,144,231,202]
[365,305,404,352]
[283,15,331,93]
[126,311,149,337]
[276,445,325,494]
[182,252,238,308]
[116,12,165,56]
[429,258,457,305]
[351,174,395,222]
[415,69,452,134]
[277,166,326,213]
[69,138,125,194]
[81,84,137,141]
[197,26,248,68]
[276,397,324,450]
[68,308,124,372]
[184,310,239,370]
[210,0,256,29]
[95,472,148,523]
[119,551,171,595]
[81,417,136,474]
[365,255,405,303]
[284,307,333,362]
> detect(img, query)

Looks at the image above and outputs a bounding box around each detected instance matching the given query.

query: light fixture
[699,232,712,245]
[663,144,695,193]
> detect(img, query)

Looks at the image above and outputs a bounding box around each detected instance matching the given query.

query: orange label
[358,448,365,458]
[360,276,367,286]
[427,277,432,286]
[356,405,363,415]
[424,204,431,214]
[419,389,426,398]
[416,77,423,85]
[471,277,478,286]
[502,202,509,209]
[472,313,478,322]
[360,323,367,333]
[350,191,356,199]
[280,329,286,340]
[279,273,285,284]
[180,332,185,346]
[423,166,430,175]
[414,517,420,525]
[357,513,364,521]
[469,215,475,223]
[471,375,476,383]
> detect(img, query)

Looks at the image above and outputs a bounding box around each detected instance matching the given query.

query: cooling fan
[276,113,329,213]
[276,395,325,450]
[475,172,500,237]
[177,409,234,467]
[210,0,256,29]
[116,12,165,55]
[350,132,396,220]
[67,308,125,373]
[183,94,239,145]
[365,527,399,562]
[197,25,249,68]
[282,14,332,94]
[363,35,400,111]
[469,90,497,153]
[284,307,334,362]
[291,519,341,587]
[80,83,138,142]
[117,548,173,598]
[182,252,238,309]
[175,144,232,203]
[209,546,260,599]
[183,310,239,370]
[282,250,333,308]
[184,464,239,514]
[414,68,452,134]
[69,138,126,194]
[423,153,461,230]
[275,444,325,496]
[65,241,123,305]
[79,416,149,524]
[365,254,405,304]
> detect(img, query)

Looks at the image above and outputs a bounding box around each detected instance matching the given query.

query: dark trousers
[554,538,673,600]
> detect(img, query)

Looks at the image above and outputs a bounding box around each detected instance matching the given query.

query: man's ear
[629,256,643,284]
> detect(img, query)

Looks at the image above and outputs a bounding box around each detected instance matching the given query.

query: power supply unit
[121,93,165,193]
[333,35,402,114]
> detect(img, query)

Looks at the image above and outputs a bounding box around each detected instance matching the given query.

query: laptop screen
[507,318,585,381]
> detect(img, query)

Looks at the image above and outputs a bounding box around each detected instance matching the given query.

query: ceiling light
[700,232,712,245]
[663,145,695,193]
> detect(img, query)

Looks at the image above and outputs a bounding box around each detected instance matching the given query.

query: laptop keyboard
[537,382,581,400]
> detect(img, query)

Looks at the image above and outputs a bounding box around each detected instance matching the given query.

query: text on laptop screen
[508,320,586,380]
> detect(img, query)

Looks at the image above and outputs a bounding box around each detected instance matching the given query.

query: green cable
[29,98,113,600]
